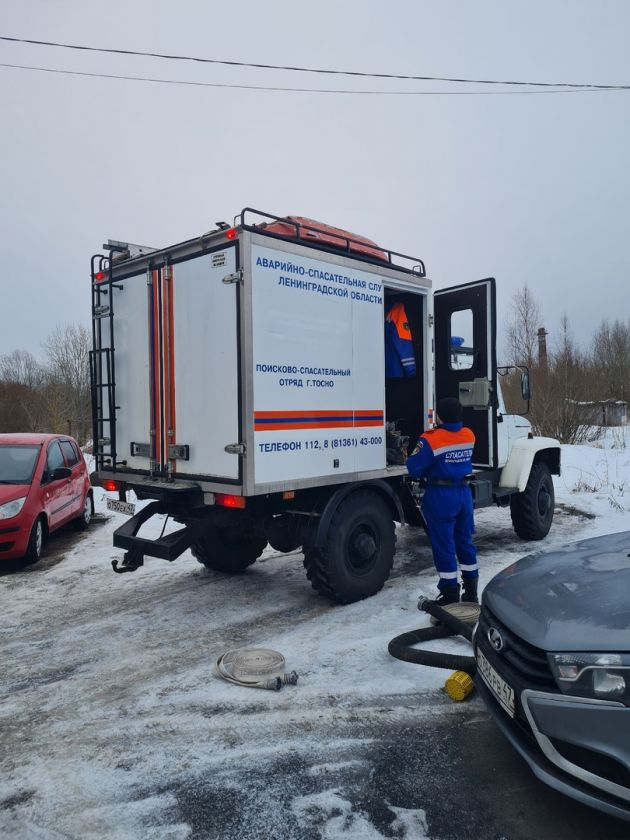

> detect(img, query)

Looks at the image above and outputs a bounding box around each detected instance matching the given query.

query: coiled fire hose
[215,648,299,691]
[388,597,478,677]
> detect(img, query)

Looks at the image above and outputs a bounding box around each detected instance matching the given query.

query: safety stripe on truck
[163,265,176,473]
[151,269,162,466]
[254,410,384,431]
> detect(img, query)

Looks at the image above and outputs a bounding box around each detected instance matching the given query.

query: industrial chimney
[537,327,548,369]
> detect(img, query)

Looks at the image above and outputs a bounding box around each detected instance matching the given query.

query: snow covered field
[1,429,629,839]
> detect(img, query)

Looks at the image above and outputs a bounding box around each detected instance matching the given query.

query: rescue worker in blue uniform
[406,397,479,604]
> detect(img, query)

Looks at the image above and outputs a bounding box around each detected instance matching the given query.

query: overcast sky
[1,0,629,360]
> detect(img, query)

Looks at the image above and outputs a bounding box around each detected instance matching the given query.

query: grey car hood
[483,530,630,653]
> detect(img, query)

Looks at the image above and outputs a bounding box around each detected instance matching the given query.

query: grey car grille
[479,605,556,689]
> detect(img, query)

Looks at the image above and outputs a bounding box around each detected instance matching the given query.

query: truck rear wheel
[510,462,554,540]
[303,490,396,604]
[191,527,267,573]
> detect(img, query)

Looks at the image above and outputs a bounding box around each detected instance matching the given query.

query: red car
[0,433,93,563]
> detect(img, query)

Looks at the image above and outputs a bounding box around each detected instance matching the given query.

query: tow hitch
[110,500,211,574]
[112,549,144,574]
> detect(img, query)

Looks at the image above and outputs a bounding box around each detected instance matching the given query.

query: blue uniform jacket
[406,421,475,482]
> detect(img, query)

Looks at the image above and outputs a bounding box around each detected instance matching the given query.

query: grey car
[473,530,630,822]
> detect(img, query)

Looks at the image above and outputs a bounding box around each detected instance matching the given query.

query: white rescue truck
[90,209,560,603]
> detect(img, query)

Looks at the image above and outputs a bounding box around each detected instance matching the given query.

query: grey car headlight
[0,496,27,520]
[549,653,630,705]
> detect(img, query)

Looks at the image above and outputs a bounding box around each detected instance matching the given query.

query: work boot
[433,584,460,607]
[461,578,479,604]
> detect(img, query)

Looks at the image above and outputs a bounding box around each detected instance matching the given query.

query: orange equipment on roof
[260,216,388,262]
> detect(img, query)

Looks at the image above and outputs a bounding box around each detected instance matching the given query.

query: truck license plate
[476,649,515,717]
[106,498,136,517]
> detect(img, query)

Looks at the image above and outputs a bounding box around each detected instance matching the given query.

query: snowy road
[2,434,630,839]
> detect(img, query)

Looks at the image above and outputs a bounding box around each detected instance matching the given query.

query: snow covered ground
[1,429,629,839]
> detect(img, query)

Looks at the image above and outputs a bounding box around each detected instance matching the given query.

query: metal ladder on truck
[89,244,126,476]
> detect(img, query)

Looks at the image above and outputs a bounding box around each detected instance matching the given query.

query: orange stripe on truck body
[163,265,176,472]
[151,269,161,465]
[254,409,384,432]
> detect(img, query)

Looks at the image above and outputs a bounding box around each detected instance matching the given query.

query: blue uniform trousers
[422,486,478,590]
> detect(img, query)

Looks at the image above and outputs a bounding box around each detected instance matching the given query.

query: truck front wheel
[303,490,396,604]
[510,461,555,540]
[191,526,267,573]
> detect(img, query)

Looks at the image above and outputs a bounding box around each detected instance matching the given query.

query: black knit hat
[436,397,463,424]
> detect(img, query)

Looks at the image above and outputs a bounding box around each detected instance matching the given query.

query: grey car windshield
[0,445,40,484]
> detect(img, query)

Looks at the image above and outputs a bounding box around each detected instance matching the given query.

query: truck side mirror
[521,370,531,401]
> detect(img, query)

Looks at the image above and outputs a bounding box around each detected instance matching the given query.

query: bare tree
[0,349,47,431]
[501,284,545,420]
[42,324,92,443]
[0,327,92,440]
[0,349,44,388]
[534,316,595,444]
[502,298,597,443]
[592,319,630,402]
[0,381,42,432]
[505,284,541,369]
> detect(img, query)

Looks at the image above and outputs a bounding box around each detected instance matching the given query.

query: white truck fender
[499,437,561,493]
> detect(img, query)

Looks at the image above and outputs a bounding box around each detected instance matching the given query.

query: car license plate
[106,498,136,516]
[476,648,515,718]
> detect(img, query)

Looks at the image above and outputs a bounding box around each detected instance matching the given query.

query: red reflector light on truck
[215,493,246,509]
[225,228,238,240]
[102,479,120,492]
[94,271,106,282]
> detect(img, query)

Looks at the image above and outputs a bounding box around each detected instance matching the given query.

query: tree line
[0,325,91,444]
[0,297,628,448]
[502,286,630,443]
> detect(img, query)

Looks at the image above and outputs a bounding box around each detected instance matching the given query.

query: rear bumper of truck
[91,470,215,506]
[112,500,212,562]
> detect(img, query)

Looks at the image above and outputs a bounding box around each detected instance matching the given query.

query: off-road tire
[510,461,554,540]
[73,493,92,531]
[303,490,396,604]
[191,526,267,573]
[24,517,44,564]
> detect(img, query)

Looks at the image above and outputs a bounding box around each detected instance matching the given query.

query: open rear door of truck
[434,278,497,469]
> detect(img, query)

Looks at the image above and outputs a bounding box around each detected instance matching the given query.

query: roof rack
[236,207,426,277]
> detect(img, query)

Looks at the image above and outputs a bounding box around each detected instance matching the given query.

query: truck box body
[92,217,432,497]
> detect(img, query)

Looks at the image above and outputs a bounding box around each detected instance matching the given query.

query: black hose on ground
[418,597,475,642]
[388,597,477,676]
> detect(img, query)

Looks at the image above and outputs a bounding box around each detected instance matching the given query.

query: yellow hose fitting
[445,670,474,701]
